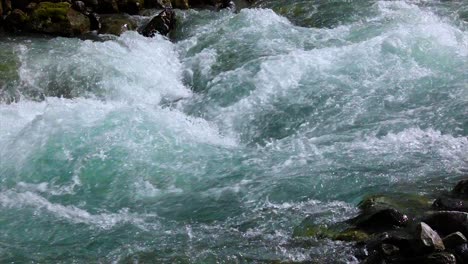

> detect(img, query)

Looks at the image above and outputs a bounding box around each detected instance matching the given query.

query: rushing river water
[0,0,467,263]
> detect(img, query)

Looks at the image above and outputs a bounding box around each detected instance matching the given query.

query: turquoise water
[0,1,467,262]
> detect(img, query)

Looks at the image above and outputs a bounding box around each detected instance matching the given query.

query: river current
[0,0,467,263]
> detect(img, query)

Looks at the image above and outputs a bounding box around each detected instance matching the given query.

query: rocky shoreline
[0,0,249,38]
[293,178,468,263]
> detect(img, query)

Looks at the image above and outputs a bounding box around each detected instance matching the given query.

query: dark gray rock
[4,9,29,33]
[73,1,87,13]
[424,252,457,264]
[433,197,468,212]
[351,208,409,233]
[423,211,468,238]
[98,14,137,35]
[140,8,175,37]
[453,179,468,198]
[443,232,467,249]
[417,222,445,252]
[453,243,468,263]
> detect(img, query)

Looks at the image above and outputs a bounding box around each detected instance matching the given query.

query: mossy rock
[98,14,137,36]
[30,2,90,36]
[172,0,189,9]
[32,2,71,21]
[335,229,369,242]
[358,193,432,216]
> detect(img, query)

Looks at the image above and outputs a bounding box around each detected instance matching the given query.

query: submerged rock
[98,13,137,35]
[140,8,175,37]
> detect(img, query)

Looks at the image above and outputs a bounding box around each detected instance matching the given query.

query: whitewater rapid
[0,1,467,262]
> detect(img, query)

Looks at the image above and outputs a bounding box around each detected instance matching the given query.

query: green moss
[32,2,71,22]
[335,229,369,242]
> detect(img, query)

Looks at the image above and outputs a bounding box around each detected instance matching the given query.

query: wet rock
[3,0,12,14]
[351,208,409,233]
[359,193,431,216]
[11,0,30,10]
[98,13,137,35]
[417,222,445,252]
[424,252,457,264]
[89,12,101,31]
[96,0,119,13]
[433,197,468,212]
[443,232,467,249]
[29,2,91,36]
[381,243,399,256]
[118,0,144,15]
[453,179,468,198]
[172,0,189,9]
[453,243,468,263]
[144,0,172,9]
[73,1,87,13]
[335,229,369,242]
[140,8,175,37]
[423,211,468,238]
[4,9,29,33]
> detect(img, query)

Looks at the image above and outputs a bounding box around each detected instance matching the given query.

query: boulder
[335,229,369,242]
[172,0,189,9]
[144,0,172,9]
[98,14,137,35]
[423,211,468,238]
[350,208,409,233]
[118,0,144,15]
[359,193,431,217]
[453,179,468,198]
[453,243,468,263]
[433,197,468,212]
[140,8,175,37]
[96,0,119,13]
[443,232,467,249]
[417,222,445,252]
[72,1,88,13]
[29,2,91,36]
[4,9,29,33]
[424,252,457,264]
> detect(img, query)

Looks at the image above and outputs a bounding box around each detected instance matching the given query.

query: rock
[381,243,399,256]
[433,197,468,212]
[423,211,468,238]
[144,0,172,9]
[359,193,431,216]
[453,243,468,263]
[172,0,189,9]
[11,0,30,10]
[4,9,29,33]
[118,0,144,15]
[96,0,119,13]
[453,179,468,198]
[351,208,409,233]
[29,2,91,36]
[443,232,467,249]
[98,14,137,35]
[424,252,457,264]
[0,1,3,18]
[73,1,88,13]
[335,229,369,242]
[140,8,175,37]
[89,12,101,31]
[4,0,12,14]
[417,222,445,252]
